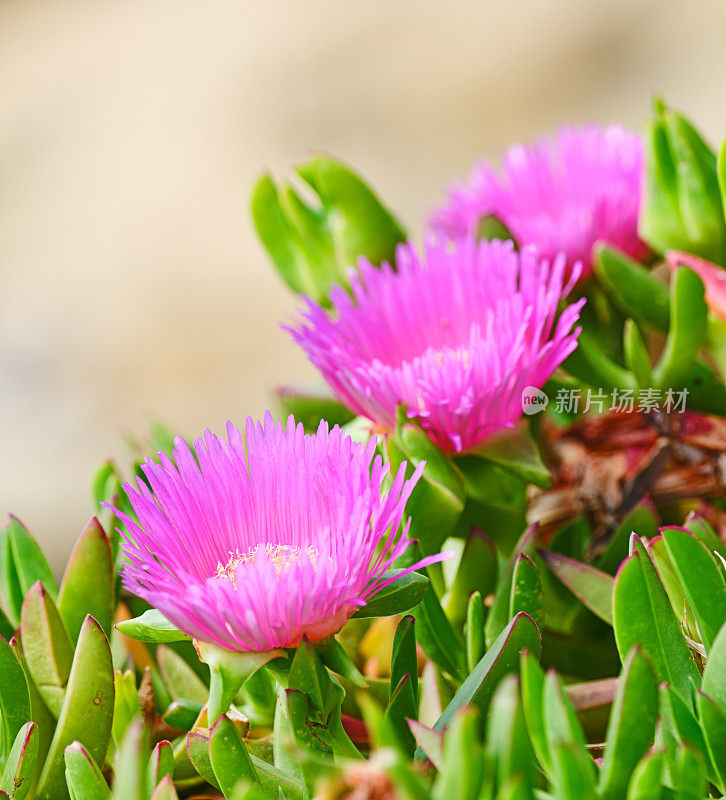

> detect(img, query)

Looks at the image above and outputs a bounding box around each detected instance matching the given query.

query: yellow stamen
[214,544,319,587]
[431,345,470,368]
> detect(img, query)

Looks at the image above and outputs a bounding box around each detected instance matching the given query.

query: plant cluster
[3,98,726,800]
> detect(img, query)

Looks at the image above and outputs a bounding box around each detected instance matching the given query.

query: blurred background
[2,0,726,568]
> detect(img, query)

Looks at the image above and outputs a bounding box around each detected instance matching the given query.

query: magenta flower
[288,237,584,454]
[430,124,648,279]
[110,414,445,652]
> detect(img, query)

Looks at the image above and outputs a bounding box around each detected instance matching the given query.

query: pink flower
[109,414,446,652]
[288,237,584,454]
[666,250,726,321]
[430,124,648,279]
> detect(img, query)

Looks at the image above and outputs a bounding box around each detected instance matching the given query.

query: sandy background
[2,0,726,568]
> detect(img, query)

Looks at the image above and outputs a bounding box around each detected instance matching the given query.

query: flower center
[431,344,470,368]
[214,543,319,587]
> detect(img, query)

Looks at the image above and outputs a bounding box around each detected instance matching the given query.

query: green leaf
[485,525,538,647]
[387,419,466,554]
[0,608,13,642]
[288,637,341,723]
[408,720,443,769]
[5,517,57,600]
[275,386,354,433]
[702,622,726,710]
[456,460,528,554]
[486,675,535,794]
[671,742,707,800]
[274,384,354,431]
[539,551,613,625]
[251,154,406,303]
[476,213,516,244]
[467,422,550,489]
[666,108,726,264]
[314,636,367,688]
[0,722,38,800]
[696,690,726,793]
[432,711,489,800]
[520,650,549,770]
[410,561,466,681]
[562,330,636,391]
[112,670,140,749]
[594,245,670,332]
[297,154,407,269]
[641,100,726,265]
[596,499,659,575]
[250,174,310,296]
[494,775,532,800]
[209,714,258,796]
[549,743,598,800]
[115,609,191,644]
[624,319,654,388]
[391,616,418,710]
[58,518,113,642]
[424,612,541,745]
[548,516,590,562]
[0,528,23,628]
[273,688,327,798]
[90,460,119,508]
[509,554,544,630]
[247,749,303,799]
[445,529,497,627]
[9,639,54,782]
[385,674,418,756]
[161,699,202,731]
[543,669,587,748]
[110,720,147,800]
[157,645,209,706]
[652,267,708,389]
[719,136,726,224]
[146,740,174,797]
[63,742,110,800]
[598,647,659,800]
[0,636,31,763]
[661,526,726,652]
[626,750,665,800]
[659,684,716,789]
[196,641,283,725]
[236,667,276,724]
[186,731,220,790]
[648,537,697,634]
[149,776,179,800]
[386,616,418,755]
[683,512,726,560]
[36,616,115,800]
[352,570,430,618]
[613,539,700,707]
[466,592,486,674]
[20,582,74,718]
[681,361,726,416]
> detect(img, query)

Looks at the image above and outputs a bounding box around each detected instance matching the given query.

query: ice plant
[430,124,647,279]
[288,237,585,454]
[107,413,444,652]
[667,250,726,321]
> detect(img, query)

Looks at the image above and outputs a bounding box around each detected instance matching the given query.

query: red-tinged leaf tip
[667,250,726,321]
[64,740,86,756]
